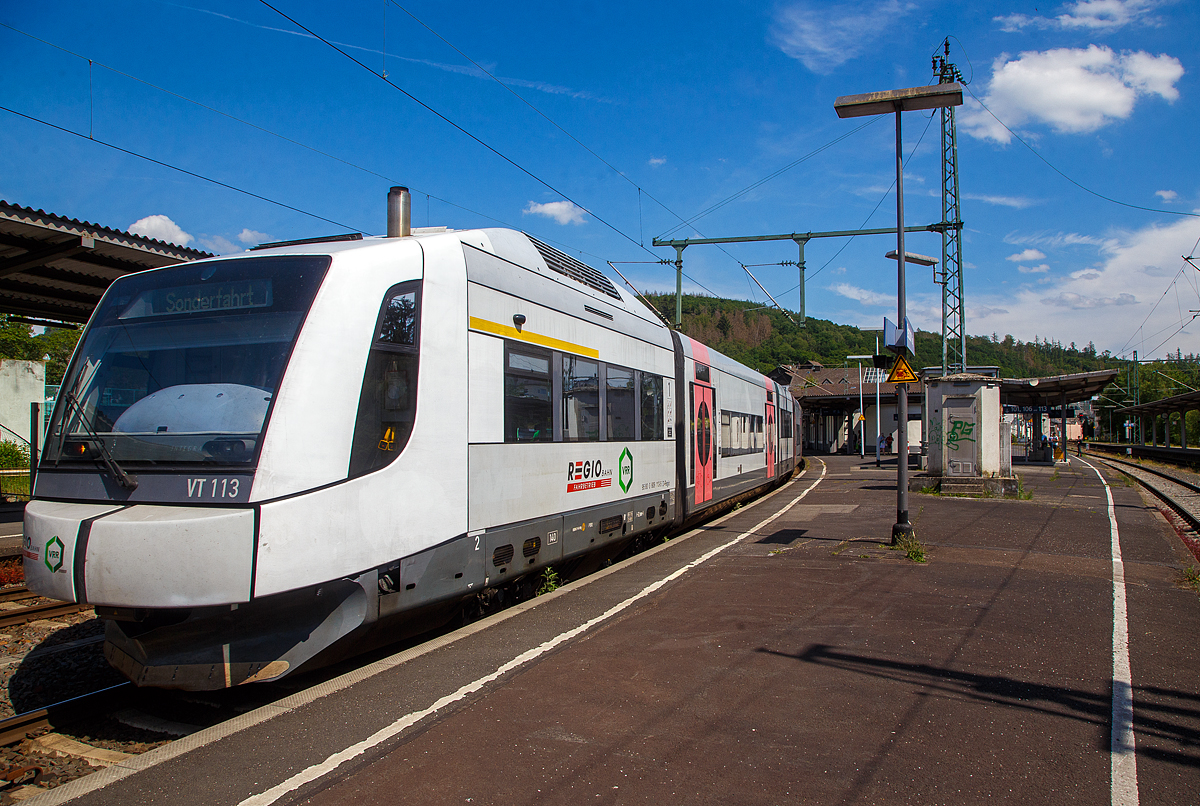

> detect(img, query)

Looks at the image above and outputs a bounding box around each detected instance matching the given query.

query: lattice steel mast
[934,41,965,374]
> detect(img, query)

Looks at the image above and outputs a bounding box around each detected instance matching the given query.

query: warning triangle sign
[886,354,919,384]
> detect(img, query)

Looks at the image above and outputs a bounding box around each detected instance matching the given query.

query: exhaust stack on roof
[387,186,411,237]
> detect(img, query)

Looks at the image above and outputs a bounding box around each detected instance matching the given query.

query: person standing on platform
[876,433,884,467]
[885,433,893,454]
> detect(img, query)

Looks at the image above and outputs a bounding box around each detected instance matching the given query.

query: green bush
[0,440,30,470]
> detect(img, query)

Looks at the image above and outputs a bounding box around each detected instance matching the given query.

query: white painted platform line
[1076,457,1139,806]
[238,461,828,806]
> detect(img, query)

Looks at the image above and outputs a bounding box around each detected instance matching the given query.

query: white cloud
[1044,291,1137,307]
[199,236,240,255]
[238,228,270,245]
[830,283,892,307]
[964,193,1038,209]
[770,1,910,74]
[1004,230,1118,251]
[996,0,1164,32]
[960,45,1184,143]
[1155,189,1178,201]
[1007,248,1046,262]
[1018,264,1051,273]
[969,216,1200,355]
[973,305,1011,317]
[523,201,587,225]
[648,157,666,167]
[128,214,193,246]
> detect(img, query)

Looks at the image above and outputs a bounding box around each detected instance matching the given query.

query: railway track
[0,684,131,746]
[1089,453,1200,532]
[0,587,36,605]
[0,601,91,630]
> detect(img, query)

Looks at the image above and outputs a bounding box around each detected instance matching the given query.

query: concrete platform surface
[31,456,1200,806]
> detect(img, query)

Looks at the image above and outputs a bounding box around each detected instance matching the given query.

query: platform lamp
[835,82,963,544]
[848,355,871,457]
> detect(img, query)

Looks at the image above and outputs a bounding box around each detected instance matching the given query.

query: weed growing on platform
[1182,567,1200,595]
[893,533,927,563]
[536,567,561,596]
[1051,467,1061,481]
[1016,476,1033,500]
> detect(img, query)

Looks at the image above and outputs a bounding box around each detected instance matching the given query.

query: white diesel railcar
[23,193,800,689]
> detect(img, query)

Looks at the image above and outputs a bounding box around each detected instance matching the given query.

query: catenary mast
[935,41,966,375]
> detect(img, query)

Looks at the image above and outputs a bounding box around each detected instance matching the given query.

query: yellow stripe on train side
[468,316,600,359]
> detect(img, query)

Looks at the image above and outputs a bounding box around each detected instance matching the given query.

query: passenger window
[504,346,552,442]
[563,356,599,441]
[606,366,635,441]
[349,283,420,478]
[695,363,710,383]
[640,374,664,441]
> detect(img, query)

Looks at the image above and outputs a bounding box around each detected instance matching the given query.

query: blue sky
[3,0,1199,360]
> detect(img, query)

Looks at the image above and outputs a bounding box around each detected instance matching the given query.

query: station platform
[34,455,1200,806]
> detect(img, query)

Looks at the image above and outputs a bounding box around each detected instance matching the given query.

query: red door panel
[765,400,776,478]
[693,383,713,504]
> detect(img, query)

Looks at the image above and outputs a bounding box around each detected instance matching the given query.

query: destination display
[120,279,273,318]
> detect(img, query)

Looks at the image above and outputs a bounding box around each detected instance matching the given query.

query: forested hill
[642,293,1123,378]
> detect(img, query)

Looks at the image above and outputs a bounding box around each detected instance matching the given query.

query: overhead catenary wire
[0,105,361,232]
[963,84,1200,219]
[0,21,631,268]
[657,117,881,241]
[381,3,879,303]
[257,0,652,258]
[1117,232,1200,358]
[770,109,938,300]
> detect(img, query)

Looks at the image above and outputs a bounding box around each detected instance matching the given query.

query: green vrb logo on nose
[44,536,64,573]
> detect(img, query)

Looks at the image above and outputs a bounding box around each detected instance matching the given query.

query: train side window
[606,365,635,441]
[695,363,710,383]
[349,283,420,478]
[504,346,552,442]
[562,356,599,441]
[640,374,664,440]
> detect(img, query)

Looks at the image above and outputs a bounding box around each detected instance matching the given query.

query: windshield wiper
[62,391,139,491]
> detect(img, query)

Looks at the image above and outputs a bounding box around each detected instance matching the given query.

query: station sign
[1003,405,1076,416]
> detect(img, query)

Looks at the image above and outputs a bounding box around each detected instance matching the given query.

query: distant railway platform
[33,455,1200,806]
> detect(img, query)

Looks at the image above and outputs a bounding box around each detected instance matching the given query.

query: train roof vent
[526,235,621,301]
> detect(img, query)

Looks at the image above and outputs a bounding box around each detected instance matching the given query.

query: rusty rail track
[1090,453,1200,532]
[0,601,91,630]
[0,684,132,746]
[0,587,36,605]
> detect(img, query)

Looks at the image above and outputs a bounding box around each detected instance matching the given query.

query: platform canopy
[1116,387,1200,417]
[1000,369,1120,407]
[0,201,213,325]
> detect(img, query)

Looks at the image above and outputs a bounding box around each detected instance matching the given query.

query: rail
[0,684,131,746]
[1089,452,1200,533]
[0,601,91,629]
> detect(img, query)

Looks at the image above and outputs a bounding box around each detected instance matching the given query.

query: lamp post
[836,82,963,544]
[848,355,871,457]
[861,326,885,466]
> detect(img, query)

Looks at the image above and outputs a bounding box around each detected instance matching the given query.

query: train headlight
[64,440,96,458]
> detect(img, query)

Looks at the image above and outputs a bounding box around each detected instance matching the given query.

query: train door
[692,379,714,504]
[765,388,776,478]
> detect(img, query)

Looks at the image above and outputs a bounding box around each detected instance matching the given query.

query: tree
[34,327,82,385]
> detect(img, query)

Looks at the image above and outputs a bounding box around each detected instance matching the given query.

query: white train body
[22,224,799,689]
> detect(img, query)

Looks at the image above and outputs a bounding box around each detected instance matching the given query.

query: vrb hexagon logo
[618,448,633,493]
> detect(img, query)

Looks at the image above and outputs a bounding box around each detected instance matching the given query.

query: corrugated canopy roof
[999,369,1119,407]
[0,201,213,324]
[1116,387,1200,417]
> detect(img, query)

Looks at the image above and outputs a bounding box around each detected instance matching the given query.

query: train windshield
[45,256,330,467]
